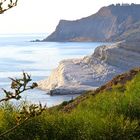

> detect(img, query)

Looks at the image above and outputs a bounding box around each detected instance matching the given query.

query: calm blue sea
[0,33,107,107]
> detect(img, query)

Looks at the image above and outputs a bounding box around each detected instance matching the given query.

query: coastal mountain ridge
[43,4,140,42]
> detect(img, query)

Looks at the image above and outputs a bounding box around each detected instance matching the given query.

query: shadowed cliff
[43,4,140,42]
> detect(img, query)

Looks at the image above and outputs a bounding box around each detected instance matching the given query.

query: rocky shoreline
[38,39,140,95]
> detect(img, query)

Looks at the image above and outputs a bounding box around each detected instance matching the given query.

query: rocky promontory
[43,4,140,42]
[38,35,140,95]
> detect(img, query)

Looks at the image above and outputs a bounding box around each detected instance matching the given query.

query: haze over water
[0,33,107,107]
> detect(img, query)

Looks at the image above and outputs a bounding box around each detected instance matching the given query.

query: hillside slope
[62,67,140,112]
[4,68,140,139]
[43,4,140,42]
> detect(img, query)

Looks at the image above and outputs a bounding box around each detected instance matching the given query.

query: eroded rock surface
[38,40,140,95]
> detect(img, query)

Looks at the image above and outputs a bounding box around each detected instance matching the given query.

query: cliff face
[38,37,140,95]
[43,4,140,42]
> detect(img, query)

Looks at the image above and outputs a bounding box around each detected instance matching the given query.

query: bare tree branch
[0,0,18,14]
[0,72,46,138]
[0,72,38,103]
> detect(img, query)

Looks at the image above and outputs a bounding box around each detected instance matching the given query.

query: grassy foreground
[0,71,140,140]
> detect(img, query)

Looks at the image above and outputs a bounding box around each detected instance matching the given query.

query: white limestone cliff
[38,41,140,95]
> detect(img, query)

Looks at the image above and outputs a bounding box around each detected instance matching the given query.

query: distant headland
[42,4,140,42]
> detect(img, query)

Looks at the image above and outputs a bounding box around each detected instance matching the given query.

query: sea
[0,33,107,107]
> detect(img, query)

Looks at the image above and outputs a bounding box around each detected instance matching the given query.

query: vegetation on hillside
[0,69,140,140]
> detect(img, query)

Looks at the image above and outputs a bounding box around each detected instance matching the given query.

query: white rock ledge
[38,41,140,95]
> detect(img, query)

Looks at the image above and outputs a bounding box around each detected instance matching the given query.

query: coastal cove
[0,34,109,107]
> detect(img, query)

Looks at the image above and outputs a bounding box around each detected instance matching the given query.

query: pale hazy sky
[0,0,140,34]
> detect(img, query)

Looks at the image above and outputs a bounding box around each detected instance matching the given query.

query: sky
[0,0,140,34]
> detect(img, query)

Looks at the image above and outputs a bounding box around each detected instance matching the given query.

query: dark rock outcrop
[43,4,140,42]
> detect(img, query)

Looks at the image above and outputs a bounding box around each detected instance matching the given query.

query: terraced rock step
[38,40,140,95]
